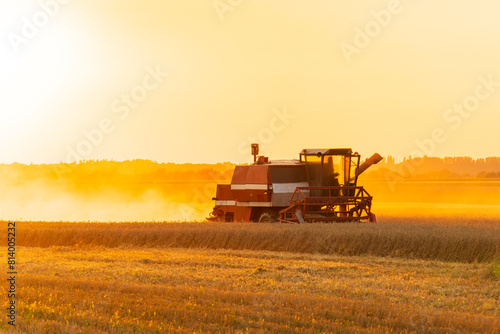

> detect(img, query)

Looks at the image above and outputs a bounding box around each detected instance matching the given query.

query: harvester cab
[208,145,382,223]
[300,149,359,191]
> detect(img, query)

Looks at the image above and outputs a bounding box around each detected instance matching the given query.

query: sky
[1,0,500,165]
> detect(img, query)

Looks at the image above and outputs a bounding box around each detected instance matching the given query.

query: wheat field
[6,218,500,263]
[0,246,498,333]
[1,218,499,333]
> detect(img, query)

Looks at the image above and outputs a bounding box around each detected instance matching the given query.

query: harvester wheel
[258,210,278,223]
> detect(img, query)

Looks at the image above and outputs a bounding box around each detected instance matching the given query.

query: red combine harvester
[209,144,383,223]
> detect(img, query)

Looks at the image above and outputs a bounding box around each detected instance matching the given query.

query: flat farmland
[0,219,499,333]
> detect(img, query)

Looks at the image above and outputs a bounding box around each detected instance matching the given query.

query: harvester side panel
[215,184,233,201]
[269,165,309,207]
[230,165,271,202]
[234,206,252,222]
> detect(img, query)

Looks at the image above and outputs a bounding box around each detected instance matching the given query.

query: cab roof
[299,148,354,156]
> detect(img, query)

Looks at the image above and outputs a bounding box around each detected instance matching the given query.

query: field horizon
[1,157,500,222]
[2,157,499,333]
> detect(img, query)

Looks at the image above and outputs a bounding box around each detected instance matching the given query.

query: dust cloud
[0,161,499,222]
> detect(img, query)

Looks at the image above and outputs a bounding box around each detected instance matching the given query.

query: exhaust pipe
[357,153,383,176]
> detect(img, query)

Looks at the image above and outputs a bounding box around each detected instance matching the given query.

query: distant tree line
[364,156,500,179]
[0,156,499,185]
[0,160,235,185]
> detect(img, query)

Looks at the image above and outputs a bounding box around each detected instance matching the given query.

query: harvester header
[209,144,382,223]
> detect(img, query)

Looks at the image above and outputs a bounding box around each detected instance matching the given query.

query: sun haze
[1,0,500,164]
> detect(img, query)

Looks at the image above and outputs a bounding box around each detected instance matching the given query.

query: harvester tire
[258,210,278,223]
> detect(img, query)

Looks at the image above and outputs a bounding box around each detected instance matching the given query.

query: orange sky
[1,0,500,164]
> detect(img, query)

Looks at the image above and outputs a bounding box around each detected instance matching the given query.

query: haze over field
[1,1,500,165]
[1,158,499,222]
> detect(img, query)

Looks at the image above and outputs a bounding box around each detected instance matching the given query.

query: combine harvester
[209,144,382,223]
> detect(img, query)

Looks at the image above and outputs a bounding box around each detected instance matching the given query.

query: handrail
[279,186,373,222]
[291,186,371,199]
[280,185,374,223]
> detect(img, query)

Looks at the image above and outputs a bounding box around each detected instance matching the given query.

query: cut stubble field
[0,217,499,333]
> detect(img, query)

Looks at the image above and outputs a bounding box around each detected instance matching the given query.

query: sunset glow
[1,1,500,164]
[0,3,499,332]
